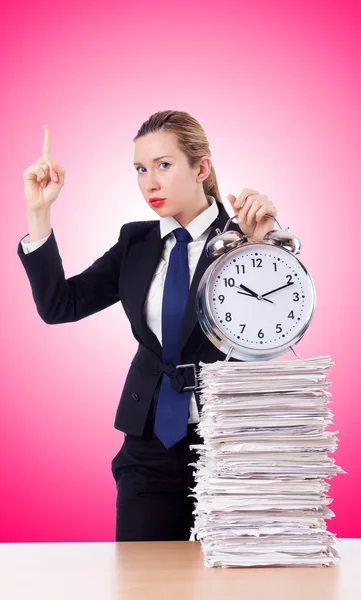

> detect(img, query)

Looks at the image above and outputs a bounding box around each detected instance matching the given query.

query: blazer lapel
[180,201,235,350]
[127,222,164,356]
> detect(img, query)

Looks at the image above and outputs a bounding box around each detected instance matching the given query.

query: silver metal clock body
[196,239,316,361]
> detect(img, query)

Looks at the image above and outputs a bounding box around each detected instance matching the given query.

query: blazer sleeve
[17,225,125,324]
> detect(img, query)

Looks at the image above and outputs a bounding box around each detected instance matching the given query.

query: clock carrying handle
[222,213,283,234]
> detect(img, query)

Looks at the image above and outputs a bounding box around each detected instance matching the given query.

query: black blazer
[17,200,243,436]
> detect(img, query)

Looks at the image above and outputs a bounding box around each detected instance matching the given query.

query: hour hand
[238,283,258,297]
[236,284,274,304]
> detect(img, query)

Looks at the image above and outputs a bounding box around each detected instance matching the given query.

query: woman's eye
[135,162,170,174]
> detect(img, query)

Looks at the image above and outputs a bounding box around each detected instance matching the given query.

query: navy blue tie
[154,227,193,448]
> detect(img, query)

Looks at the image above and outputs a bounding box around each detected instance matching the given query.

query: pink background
[1,0,360,542]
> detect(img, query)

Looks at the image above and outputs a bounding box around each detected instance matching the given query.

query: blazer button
[132,392,140,402]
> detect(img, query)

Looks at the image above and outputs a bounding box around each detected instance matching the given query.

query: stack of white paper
[189,355,345,568]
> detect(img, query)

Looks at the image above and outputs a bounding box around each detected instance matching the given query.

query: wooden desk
[0,539,360,599]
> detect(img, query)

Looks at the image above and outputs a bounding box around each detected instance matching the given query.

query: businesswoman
[20,110,278,541]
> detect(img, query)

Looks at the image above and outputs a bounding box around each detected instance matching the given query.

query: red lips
[149,197,166,206]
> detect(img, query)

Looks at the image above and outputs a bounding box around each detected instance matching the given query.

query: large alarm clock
[196,215,316,361]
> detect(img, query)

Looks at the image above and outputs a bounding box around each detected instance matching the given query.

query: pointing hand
[23,124,66,213]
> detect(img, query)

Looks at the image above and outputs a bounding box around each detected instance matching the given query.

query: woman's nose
[146,178,160,191]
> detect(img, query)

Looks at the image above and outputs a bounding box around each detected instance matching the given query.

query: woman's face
[133,130,211,226]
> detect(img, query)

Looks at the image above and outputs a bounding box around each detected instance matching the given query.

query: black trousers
[110,391,204,541]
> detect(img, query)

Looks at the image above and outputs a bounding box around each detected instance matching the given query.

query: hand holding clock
[227,188,278,241]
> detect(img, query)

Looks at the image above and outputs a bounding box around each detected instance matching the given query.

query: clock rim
[196,241,316,361]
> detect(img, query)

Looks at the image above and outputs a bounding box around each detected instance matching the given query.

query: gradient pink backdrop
[1,0,360,542]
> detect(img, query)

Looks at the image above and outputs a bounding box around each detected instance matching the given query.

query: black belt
[161,361,198,393]
[131,344,199,393]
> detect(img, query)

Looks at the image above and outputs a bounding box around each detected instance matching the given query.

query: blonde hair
[133,110,222,203]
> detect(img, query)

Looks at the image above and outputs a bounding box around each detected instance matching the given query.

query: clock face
[204,243,315,354]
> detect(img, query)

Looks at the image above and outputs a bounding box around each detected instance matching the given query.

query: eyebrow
[133,155,175,166]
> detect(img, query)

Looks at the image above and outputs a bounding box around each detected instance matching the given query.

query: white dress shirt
[20,194,219,423]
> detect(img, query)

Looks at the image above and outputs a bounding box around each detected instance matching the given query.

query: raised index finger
[43,124,51,159]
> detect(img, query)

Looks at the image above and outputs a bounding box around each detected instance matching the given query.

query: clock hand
[237,291,259,297]
[235,284,274,304]
[261,282,295,298]
[238,283,260,297]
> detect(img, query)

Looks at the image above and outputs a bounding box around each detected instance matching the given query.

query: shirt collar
[159,195,219,241]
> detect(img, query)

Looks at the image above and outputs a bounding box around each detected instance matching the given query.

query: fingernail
[53,176,58,182]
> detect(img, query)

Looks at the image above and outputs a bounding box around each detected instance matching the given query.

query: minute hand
[261,282,294,298]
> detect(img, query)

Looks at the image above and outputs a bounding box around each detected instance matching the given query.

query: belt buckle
[175,363,198,391]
